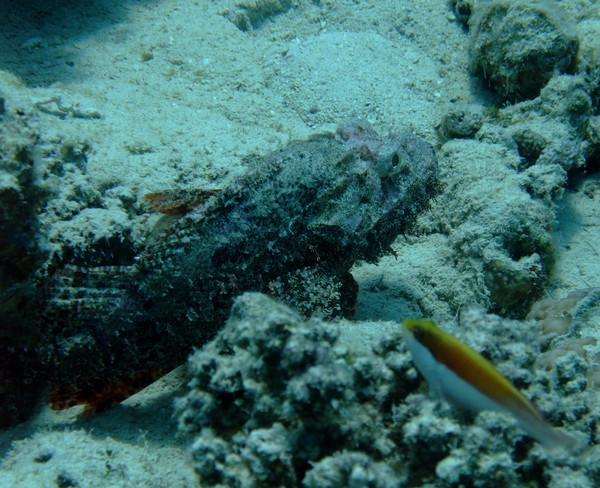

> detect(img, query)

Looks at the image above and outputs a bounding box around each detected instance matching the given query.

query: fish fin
[514,411,580,452]
[144,189,221,217]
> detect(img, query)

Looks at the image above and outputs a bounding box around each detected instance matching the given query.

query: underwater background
[1,0,599,486]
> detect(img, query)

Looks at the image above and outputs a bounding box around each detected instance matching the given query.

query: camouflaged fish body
[42,120,438,387]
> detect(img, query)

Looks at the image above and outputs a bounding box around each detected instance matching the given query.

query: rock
[469,0,578,100]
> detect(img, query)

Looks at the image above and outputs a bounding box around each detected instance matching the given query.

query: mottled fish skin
[40,120,438,392]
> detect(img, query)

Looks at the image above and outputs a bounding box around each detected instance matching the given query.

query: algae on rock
[177,293,600,487]
[469,0,579,100]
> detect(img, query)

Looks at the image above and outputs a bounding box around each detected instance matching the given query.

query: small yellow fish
[402,319,577,450]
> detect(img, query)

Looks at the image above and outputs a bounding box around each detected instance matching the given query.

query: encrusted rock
[176,292,411,486]
[437,104,484,141]
[177,293,599,487]
[469,0,578,100]
[0,100,48,427]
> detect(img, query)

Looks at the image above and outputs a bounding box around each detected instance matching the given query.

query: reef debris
[469,0,579,100]
[177,293,599,487]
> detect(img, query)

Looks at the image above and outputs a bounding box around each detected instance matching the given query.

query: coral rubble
[176,292,412,487]
[178,293,600,487]
[469,0,579,100]
[0,93,48,426]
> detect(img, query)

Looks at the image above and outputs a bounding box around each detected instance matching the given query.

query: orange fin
[48,368,164,416]
[144,189,220,218]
